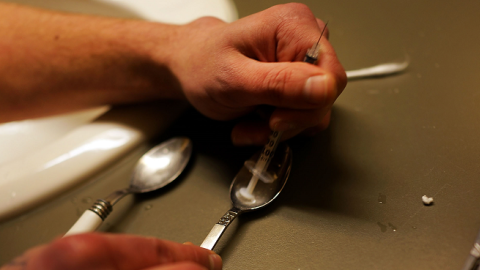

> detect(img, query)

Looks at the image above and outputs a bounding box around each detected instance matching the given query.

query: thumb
[233,59,338,110]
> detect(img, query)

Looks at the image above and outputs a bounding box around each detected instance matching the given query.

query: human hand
[1,233,221,270]
[166,3,346,145]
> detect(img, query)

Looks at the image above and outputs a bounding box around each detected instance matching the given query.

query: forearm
[0,2,182,122]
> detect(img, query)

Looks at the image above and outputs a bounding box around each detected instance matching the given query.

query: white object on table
[346,60,409,80]
[422,195,434,205]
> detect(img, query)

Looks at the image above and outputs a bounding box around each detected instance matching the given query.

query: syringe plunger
[244,160,276,183]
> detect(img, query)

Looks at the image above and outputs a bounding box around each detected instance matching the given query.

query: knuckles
[267,3,318,31]
[268,3,314,19]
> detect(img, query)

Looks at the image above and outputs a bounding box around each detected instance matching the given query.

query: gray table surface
[1,0,480,269]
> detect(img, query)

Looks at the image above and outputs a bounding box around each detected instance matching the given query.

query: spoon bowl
[200,143,292,250]
[65,137,192,236]
[231,143,291,211]
[130,137,192,193]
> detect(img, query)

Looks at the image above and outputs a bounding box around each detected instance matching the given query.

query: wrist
[98,19,186,101]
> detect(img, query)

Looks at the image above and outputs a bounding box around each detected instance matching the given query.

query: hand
[166,3,347,145]
[1,233,222,270]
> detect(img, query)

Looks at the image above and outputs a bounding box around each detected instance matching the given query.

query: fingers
[174,2,345,143]
[219,3,345,111]
[19,233,221,270]
[231,121,271,146]
[219,12,345,111]
[223,4,344,145]
[269,107,331,132]
[231,109,332,146]
[308,109,332,134]
[224,59,339,111]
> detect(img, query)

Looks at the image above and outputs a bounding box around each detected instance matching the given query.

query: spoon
[200,143,292,250]
[65,136,192,236]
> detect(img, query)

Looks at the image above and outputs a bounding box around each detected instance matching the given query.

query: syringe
[242,130,283,197]
[239,22,329,200]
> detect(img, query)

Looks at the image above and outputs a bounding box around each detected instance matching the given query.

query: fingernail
[183,242,194,245]
[273,122,296,132]
[304,75,334,105]
[209,253,222,270]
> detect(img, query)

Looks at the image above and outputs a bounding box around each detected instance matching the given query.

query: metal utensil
[200,143,292,250]
[65,137,192,236]
[462,229,480,270]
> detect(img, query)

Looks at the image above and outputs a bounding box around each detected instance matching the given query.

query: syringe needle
[314,21,328,46]
[304,21,328,64]
[319,21,329,43]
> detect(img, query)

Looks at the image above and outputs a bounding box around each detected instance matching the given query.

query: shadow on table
[163,107,375,220]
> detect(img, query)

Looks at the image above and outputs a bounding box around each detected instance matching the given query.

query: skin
[0,233,222,270]
[0,2,346,269]
[0,2,346,145]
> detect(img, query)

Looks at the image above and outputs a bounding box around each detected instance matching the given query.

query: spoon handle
[200,207,241,250]
[64,199,112,236]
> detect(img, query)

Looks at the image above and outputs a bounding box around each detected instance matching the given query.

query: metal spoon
[200,143,292,250]
[65,137,192,236]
